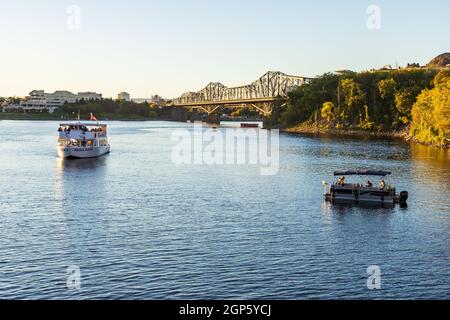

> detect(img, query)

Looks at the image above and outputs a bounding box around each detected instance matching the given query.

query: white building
[13,90,103,113]
[2,100,14,112]
[17,90,53,112]
[131,98,152,104]
[78,92,103,101]
[118,92,131,102]
[45,91,78,110]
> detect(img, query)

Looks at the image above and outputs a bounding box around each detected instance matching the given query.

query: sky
[0,0,449,99]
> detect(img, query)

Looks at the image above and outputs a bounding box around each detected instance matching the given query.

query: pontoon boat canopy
[334,170,391,177]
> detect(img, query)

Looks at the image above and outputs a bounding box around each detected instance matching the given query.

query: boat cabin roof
[59,122,107,127]
[334,170,391,177]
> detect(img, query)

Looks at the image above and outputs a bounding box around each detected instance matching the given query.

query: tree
[411,73,450,145]
[280,69,438,136]
[394,89,415,124]
[340,78,366,124]
[321,102,335,125]
[433,69,450,86]
[433,79,450,131]
[378,78,397,100]
[280,73,339,126]
[377,78,398,128]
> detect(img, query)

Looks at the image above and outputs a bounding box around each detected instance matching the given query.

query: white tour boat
[57,122,111,159]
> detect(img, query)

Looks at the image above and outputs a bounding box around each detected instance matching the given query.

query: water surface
[0,121,449,299]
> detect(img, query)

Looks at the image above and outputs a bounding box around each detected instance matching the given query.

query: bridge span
[169,71,313,116]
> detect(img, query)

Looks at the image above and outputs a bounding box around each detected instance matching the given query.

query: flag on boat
[90,113,97,121]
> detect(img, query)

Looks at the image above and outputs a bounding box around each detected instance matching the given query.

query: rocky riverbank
[283,123,449,148]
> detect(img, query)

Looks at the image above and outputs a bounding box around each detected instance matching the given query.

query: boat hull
[325,184,398,205]
[58,146,110,159]
[325,193,395,205]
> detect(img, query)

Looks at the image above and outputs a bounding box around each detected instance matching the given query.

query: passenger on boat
[380,180,386,189]
[366,180,373,188]
[58,127,62,132]
[337,176,346,186]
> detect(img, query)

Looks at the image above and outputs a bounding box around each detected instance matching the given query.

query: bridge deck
[171,97,285,107]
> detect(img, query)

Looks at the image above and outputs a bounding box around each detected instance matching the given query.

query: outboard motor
[400,191,409,205]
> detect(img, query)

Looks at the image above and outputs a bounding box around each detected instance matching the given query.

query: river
[0,120,449,299]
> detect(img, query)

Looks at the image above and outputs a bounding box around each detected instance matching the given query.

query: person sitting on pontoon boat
[337,176,346,186]
[366,180,373,188]
[380,179,386,189]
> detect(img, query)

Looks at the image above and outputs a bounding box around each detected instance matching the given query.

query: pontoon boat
[323,170,408,206]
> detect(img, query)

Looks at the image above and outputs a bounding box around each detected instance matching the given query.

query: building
[78,92,103,101]
[131,98,152,104]
[3,90,102,113]
[45,91,78,110]
[118,92,131,102]
[130,95,167,105]
[151,95,166,105]
[2,100,13,112]
[18,90,54,112]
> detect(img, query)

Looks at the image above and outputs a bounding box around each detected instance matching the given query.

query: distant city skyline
[1,0,449,98]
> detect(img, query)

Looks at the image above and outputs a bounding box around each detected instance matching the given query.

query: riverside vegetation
[2,56,449,147]
[277,68,450,147]
[61,99,160,120]
[0,99,161,121]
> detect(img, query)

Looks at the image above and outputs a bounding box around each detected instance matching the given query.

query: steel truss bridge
[171,71,313,116]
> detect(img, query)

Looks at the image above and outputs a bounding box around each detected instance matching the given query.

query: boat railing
[58,131,107,140]
[332,183,395,193]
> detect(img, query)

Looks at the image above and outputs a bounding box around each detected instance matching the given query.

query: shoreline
[2,113,449,148]
[282,125,450,148]
[0,113,160,122]
[282,126,407,139]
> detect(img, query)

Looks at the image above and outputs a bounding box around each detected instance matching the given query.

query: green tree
[394,89,415,124]
[340,78,366,125]
[280,68,438,136]
[281,73,339,126]
[378,78,397,100]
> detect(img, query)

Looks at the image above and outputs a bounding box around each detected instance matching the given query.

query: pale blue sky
[0,0,449,98]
